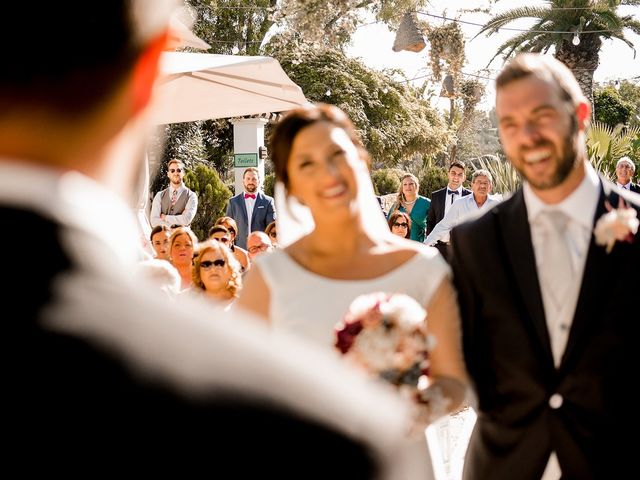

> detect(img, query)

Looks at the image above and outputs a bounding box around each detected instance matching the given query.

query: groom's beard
[516,119,579,191]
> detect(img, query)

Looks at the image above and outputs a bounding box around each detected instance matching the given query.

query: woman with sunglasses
[238,104,468,429]
[387,211,412,239]
[387,173,430,243]
[192,240,242,308]
[211,218,250,272]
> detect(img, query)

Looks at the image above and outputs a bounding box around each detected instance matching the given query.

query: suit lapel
[237,195,249,228]
[497,190,553,362]
[559,180,614,373]
[250,193,264,227]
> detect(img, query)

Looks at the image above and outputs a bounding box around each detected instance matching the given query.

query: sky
[347,0,640,111]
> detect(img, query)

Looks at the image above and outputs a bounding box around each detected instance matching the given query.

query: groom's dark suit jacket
[450,181,640,480]
[426,186,472,235]
[226,191,276,249]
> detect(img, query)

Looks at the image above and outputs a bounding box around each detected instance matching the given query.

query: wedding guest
[213,217,251,272]
[246,231,274,261]
[265,220,278,247]
[191,240,242,308]
[388,211,412,239]
[150,159,198,228]
[425,170,500,249]
[150,225,171,260]
[238,103,468,428]
[225,167,276,249]
[2,2,434,477]
[387,173,430,243]
[450,53,640,480]
[169,227,197,290]
[615,156,640,193]
[426,161,471,258]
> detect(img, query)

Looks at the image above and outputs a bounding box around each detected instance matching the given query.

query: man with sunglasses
[150,158,198,228]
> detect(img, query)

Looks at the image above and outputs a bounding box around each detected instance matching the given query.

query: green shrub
[371,168,401,195]
[184,163,232,240]
[418,165,449,198]
[263,172,276,198]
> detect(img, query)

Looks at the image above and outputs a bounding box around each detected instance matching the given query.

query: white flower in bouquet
[335,292,439,427]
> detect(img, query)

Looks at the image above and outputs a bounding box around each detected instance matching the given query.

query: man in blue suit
[226,167,276,249]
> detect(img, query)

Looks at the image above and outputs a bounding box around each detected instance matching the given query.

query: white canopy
[153,52,307,124]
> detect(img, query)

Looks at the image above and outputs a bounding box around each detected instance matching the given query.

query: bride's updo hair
[269,103,370,191]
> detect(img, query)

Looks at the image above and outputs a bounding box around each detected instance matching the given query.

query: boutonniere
[594,197,639,253]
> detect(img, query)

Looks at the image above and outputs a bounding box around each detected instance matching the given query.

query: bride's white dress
[256,246,449,348]
[257,245,475,480]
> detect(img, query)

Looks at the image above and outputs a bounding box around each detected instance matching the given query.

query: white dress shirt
[523,162,600,480]
[617,182,631,190]
[425,194,501,246]
[444,187,462,217]
[244,192,256,232]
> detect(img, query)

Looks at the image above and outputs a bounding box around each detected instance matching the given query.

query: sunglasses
[200,259,226,269]
[213,237,229,243]
[393,222,409,228]
[169,168,182,173]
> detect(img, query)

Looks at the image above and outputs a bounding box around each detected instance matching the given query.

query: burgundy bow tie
[244,193,256,199]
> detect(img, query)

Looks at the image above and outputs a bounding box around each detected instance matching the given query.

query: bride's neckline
[275,247,426,283]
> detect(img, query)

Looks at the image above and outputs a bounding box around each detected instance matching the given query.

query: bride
[237,104,468,423]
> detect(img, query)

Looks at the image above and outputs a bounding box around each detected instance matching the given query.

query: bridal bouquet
[335,292,438,429]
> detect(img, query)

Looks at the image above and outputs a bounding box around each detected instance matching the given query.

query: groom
[450,53,640,480]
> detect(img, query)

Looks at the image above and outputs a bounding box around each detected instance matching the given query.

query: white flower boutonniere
[594,198,639,253]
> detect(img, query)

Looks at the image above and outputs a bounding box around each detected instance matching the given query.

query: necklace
[403,197,417,205]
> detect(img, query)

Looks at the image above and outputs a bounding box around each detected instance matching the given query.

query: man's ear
[575,101,591,131]
[131,31,170,115]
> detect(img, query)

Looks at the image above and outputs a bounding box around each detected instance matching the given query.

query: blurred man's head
[0,1,179,198]
[247,231,273,260]
[495,54,590,202]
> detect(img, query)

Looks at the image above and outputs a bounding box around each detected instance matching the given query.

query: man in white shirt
[450,54,640,480]
[615,156,640,193]
[150,159,198,227]
[424,169,500,247]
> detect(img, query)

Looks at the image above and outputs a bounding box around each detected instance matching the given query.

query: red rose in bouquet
[335,292,436,410]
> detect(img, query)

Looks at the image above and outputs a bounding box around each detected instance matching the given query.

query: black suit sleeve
[426,193,437,235]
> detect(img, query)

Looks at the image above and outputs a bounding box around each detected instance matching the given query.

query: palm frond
[475,7,551,38]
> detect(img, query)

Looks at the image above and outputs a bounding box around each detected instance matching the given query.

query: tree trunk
[554,34,601,115]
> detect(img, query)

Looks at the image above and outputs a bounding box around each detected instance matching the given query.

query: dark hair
[496,53,586,111]
[209,225,230,238]
[0,1,175,117]
[449,161,466,172]
[269,103,369,190]
[214,216,238,236]
[387,211,412,239]
[150,225,170,241]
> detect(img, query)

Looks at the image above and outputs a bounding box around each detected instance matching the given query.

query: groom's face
[496,75,578,191]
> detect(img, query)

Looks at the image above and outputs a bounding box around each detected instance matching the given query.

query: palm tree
[476,0,640,107]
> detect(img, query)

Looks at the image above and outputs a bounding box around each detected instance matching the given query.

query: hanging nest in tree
[393,11,426,53]
[439,74,455,98]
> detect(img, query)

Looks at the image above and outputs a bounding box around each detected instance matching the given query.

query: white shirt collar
[523,161,600,231]
[0,160,141,265]
[616,182,631,190]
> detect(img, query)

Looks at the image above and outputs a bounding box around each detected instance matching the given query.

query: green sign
[234,153,258,168]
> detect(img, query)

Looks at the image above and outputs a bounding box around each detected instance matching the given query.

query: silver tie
[539,210,573,311]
